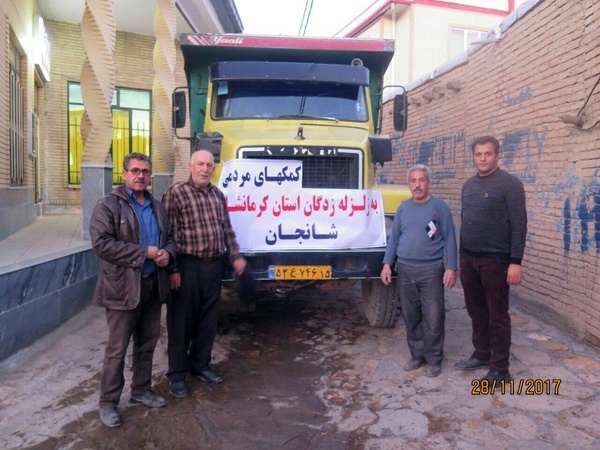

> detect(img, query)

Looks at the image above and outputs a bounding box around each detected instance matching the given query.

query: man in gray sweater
[454,136,527,383]
[381,165,457,378]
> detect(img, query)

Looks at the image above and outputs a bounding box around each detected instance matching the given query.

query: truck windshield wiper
[276,114,338,121]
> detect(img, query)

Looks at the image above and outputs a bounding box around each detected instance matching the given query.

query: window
[68,83,151,184]
[213,79,368,122]
[450,27,487,59]
[9,39,24,186]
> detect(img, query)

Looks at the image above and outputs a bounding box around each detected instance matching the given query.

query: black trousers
[167,254,223,383]
[460,253,511,372]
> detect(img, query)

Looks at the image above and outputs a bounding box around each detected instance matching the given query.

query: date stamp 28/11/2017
[471,378,561,396]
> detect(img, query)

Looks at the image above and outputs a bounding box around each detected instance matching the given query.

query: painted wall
[355,1,509,86]
[409,5,504,83]
[380,0,600,345]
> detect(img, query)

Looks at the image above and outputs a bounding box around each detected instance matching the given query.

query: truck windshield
[213,79,368,122]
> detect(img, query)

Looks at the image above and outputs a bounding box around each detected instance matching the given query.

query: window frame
[9,38,24,186]
[67,82,152,185]
[449,27,488,59]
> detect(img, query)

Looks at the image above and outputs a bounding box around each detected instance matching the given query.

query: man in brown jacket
[89,153,177,427]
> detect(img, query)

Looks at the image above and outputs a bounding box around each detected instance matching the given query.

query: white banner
[219,159,386,251]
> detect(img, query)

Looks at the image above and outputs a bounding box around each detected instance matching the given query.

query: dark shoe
[169,381,189,398]
[130,389,167,408]
[425,364,442,378]
[192,367,224,384]
[454,357,490,371]
[403,359,425,372]
[481,370,511,383]
[99,406,122,428]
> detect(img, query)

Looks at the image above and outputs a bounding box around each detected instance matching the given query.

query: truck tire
[361,279,401,328]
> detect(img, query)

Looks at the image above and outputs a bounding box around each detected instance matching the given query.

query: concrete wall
[0,248,98,361]
[379,0,600,346]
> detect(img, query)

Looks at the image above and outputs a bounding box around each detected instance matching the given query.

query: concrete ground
[0,216,599,449]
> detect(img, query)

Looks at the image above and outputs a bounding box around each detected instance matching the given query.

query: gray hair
[190,149,215,164]
[407,164,431,183]
[123,152,152,171]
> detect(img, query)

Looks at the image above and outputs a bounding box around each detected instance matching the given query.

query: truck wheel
[361,279,401,328]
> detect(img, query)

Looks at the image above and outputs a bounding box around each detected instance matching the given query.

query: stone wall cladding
[380,0,600,345]
[0,249,98,361]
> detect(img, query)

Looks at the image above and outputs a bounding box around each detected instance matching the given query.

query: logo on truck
[191,35,245,46]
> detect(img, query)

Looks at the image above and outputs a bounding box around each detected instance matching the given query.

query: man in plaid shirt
[162,150,247,398]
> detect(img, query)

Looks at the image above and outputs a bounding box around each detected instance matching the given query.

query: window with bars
[9,40,24,186]
[68,83,152,184]
[450,27,487,59]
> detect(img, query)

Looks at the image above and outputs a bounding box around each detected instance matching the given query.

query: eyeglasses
[128,168,152,176]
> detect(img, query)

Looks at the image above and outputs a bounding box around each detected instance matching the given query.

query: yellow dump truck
[173,33,410,327]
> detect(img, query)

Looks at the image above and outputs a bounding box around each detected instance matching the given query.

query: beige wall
[380,0,600,345]
[357,3,508,86]
[436,0,509,10]
[44,21,155,211]
[409,5,503,83]
[43,20,190,211]
[0,5,168,209]
[0,0,38,190]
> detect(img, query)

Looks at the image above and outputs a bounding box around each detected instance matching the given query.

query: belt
[141,272,158,279]
[180,253,222,263]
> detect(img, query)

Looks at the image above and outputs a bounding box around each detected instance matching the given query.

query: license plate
[268,265,332,280]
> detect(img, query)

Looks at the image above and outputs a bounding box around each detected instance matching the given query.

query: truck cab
[173,34,410,327]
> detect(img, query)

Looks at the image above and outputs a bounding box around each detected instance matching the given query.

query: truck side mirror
[393,94,407,132]
[369,134,392,166]
[172,91,187,129]
[196,132,223,163]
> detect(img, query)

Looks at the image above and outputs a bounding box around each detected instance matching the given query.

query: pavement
[0,214,89,274]
[0,215,600,449]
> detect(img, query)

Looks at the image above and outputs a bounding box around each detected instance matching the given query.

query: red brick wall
[380,0,600,345]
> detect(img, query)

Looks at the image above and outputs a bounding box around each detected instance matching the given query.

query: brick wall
[380,0,600,345]
[43,21,85,211]
[0,1,39,236]
[172,46,192,183]
[44,20,191,209]
[0,1,10,188]
[0,0,37,190]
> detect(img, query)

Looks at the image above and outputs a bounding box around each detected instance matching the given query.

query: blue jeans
[396,263,446,365]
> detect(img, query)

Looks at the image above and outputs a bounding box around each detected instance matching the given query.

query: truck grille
[240,147,361,189]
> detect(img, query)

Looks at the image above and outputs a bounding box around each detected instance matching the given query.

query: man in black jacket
[89,153,177,427]
[454,136,527,383]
